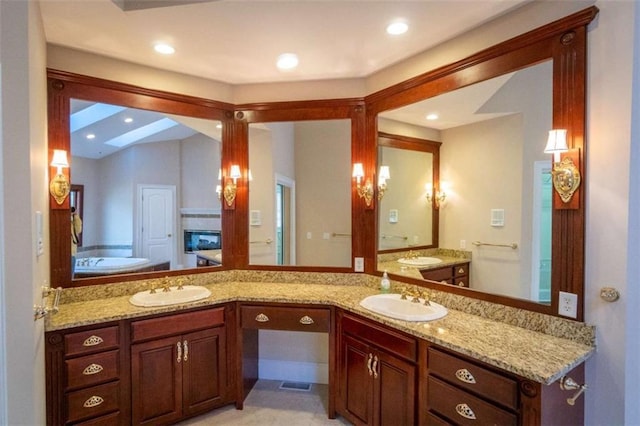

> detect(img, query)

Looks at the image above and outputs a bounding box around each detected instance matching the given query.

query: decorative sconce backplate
[50,173,70,205]
[552,157,581,203]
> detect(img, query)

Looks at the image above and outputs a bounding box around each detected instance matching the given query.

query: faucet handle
[162,277,172,292]
[176,277,186,290]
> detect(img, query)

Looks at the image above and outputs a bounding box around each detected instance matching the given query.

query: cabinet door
[182,327,227,417]
[372,350,416,426]
[131,336,183,425]
[341,334,373,425]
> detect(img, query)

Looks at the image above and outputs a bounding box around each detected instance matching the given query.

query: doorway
[531,161,552,303]
[275,174,295,266]
[138,185,176,267]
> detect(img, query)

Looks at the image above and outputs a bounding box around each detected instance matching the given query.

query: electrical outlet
[354,257,365,272]
[558,291,578,318]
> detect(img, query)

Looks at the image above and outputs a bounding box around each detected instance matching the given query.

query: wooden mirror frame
[232,99,367,272]
[363,7,598,320]
[48,70,234,287]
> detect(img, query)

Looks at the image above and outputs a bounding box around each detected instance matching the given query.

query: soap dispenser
[380,271,391,293]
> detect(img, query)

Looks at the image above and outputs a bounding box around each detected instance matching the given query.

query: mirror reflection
[70,99,223,279]
[248,120,352,267]
[377,60,553,303]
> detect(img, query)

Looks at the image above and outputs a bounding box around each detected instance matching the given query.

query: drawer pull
[455,368,477,384]
[177,341,182,363]
[82,335,104,347]
[458,281,465,287]
[299,315,314,325]
[367,353,373,376]
[183,340,189,362]
[255,313,270,322]
[455,403,476,420]
[82,363,104,376]
[83,395,104,408]
[372,355,379,379]
[458,267,465,274]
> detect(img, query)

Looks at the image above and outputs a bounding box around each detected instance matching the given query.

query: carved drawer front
[131,307,225,343]
[65,326,119,357]
[342,314,417,362]
[241,305,330,332]
[66,381,120,424]
[66,350,120,390]
[428,376,517,426]
[428,348,518,410]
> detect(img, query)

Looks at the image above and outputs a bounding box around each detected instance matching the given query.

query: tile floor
[180,380,352,425]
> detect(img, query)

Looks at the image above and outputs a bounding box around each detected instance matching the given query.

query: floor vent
[279,381,312,391]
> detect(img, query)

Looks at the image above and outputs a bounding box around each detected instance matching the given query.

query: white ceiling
[39,0,530,85]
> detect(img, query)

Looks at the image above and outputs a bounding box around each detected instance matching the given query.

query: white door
[140,185,176,267]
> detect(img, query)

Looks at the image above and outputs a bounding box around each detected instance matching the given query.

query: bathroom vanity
[45,277,593,426]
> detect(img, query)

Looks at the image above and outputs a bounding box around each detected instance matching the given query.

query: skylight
[105,118,179,148]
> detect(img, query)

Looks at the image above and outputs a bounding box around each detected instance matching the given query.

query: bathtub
[74,257,152,275]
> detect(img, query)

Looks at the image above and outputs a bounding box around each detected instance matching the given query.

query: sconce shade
[352,163,364,179]
[379,165,390,181]
[229,164,242,180]
[544,129,568,154]
[50,149,69,169]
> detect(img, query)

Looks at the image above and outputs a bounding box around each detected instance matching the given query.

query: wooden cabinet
[130,306,231,425]
[337,311,417,426]
[46,323,127,425]
[421,345,585,426]
[420,262,469,287]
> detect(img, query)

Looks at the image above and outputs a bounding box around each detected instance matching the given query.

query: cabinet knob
[299,315,314,325]
[82,335,104,347]
[83,395,104,408]
[455,368,477,384]
[82,363,104,376]
[255,313,270,322]
[455,403,476,420]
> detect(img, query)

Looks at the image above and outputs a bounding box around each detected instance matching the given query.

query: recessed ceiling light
[124,117,133,123]
[277,53,299,70]
[154,43,175,55]
[86,133,96,140]
[387,20,408,35]
[426,113,439,121]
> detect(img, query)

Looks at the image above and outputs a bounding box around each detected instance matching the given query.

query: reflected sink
[129,285,211,307]
[397,256,443,266]
[359,293,448,322]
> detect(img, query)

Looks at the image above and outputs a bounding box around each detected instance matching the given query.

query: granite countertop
[46,280,595,385]
[378,255,468,280]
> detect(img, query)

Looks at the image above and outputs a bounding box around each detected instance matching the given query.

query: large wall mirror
[248,120,352,267]
[48,71,232,287]
[367,8,595,319]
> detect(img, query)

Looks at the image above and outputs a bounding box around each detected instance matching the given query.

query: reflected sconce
[352,163,374,207]
[377,166,390,200]
[223,164,242,207]
[426,185,446,209]
[544,129,581,203]
[49,149,70,205]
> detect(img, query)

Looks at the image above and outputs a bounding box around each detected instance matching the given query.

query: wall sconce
[377,166,390,200]
[426,187,446,209]
[216,184,222,200]
[352,163,374,207]
[49,149,70,205]
[544,129,581,203]
[223,164,242,207]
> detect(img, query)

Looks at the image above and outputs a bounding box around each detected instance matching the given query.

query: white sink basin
[359,293,448,322]
[397,256,443,266]
[129,285,211,307]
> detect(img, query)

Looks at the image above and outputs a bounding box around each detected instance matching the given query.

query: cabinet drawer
[66,350,120,390]
[241,305,330,332]
[453,264,469,277]
[428,376,517,426]
[131,307,225,343]
[66,381,120,424]
[420,267,452,282]
[341,314,416,362]
[453,276,469,288]
[428,348,518,409]
[65,326,119,357]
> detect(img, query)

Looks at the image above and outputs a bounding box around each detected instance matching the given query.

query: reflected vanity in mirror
[376,61,553,303]
[248,120,352,267]
[48,71,231,287]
